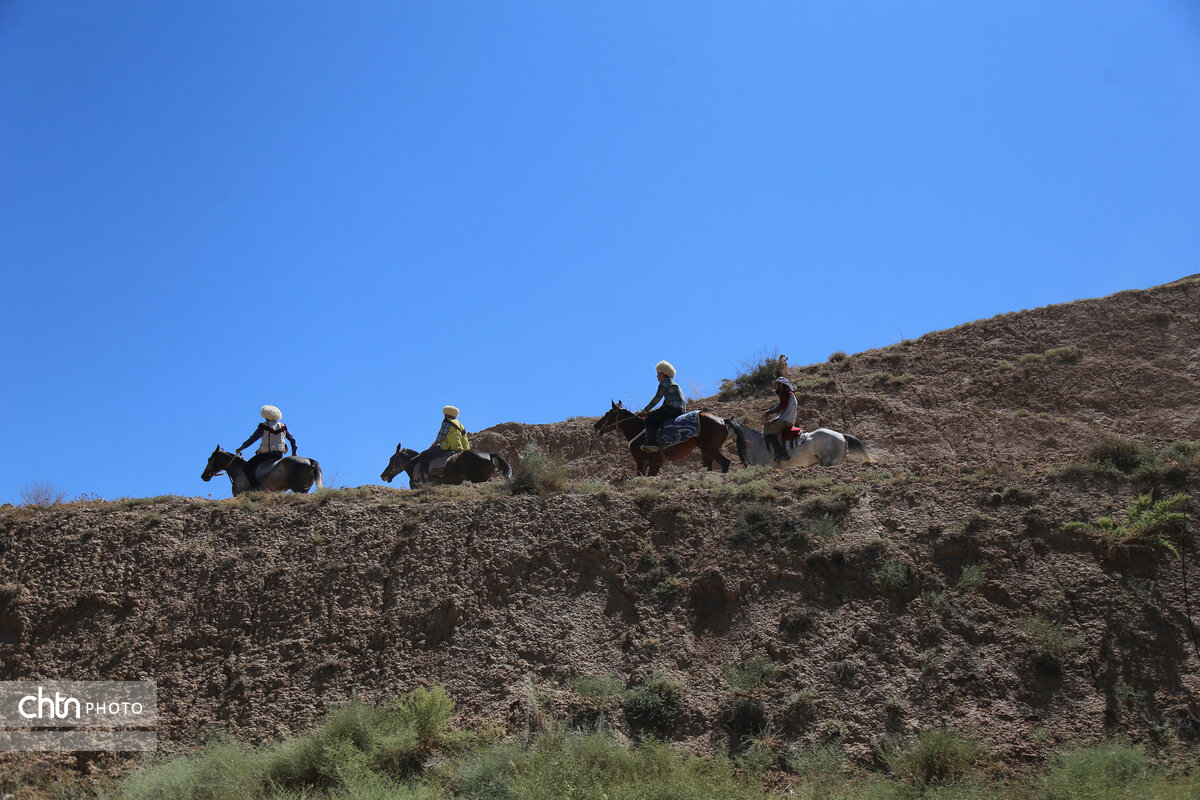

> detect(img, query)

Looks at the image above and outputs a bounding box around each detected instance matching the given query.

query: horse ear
[395,443,403,453]
[611,399,617,408]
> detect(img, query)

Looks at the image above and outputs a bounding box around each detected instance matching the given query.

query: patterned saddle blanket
[658,411,702,448]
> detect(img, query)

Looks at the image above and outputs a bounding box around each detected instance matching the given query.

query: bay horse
[593,401,736,476]
[381,444,513,486]
[201,446,324,496]
[728,423,874,468]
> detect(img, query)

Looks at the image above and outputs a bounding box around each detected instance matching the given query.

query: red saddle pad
[781,426,805,442]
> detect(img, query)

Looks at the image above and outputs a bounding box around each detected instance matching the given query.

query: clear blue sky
[2,2,1197,501]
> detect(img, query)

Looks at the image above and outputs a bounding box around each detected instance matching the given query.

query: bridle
[206,450,241,480]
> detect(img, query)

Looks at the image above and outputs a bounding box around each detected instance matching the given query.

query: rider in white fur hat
[638,360,686,452]
[237,405,298,489]
[417,405,471,481]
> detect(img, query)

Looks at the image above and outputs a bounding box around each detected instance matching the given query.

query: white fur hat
[443,405,460,418]
[655,360,676,378]
[261,405,282,421]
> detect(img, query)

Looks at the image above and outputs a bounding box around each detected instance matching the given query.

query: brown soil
[2,275,1199,783]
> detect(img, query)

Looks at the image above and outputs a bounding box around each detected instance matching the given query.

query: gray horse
[201,446,324,496]
[728,422,873,468]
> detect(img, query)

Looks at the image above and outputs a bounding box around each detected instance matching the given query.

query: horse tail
[726,419,752,467]
[312,459,325,490]
[844,434,873,463]
[491,454,513,479]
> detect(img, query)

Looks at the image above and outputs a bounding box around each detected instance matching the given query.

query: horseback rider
[236,405,298,488]
[637,360,686,452]
[762,377,797,460]
[417,405,471,481]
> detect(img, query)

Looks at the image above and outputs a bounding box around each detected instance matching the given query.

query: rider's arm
[284,426,298,455]
[432,419,451,447]
[640,383,666,414]
[237,424,265,453]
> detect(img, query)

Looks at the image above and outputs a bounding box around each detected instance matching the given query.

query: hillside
[1,276,1198,781]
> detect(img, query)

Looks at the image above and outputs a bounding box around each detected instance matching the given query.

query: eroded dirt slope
[1,276,1198,769]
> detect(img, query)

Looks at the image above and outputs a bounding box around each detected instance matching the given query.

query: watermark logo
[0,681,156,752]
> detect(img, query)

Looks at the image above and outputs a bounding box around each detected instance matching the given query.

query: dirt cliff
[1,276,1198,768]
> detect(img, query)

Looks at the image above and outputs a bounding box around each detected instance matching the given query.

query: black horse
[201,446,324,496]
[381,444,512,486]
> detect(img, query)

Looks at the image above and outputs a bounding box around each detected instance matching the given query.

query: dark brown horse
[593,401,736,476]
[201,446,324,496]
[381,444,513,486]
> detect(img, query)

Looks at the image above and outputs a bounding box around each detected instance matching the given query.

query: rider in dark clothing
[237,405,298,488]
[638,360,686,452]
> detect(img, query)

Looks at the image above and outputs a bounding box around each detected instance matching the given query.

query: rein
[209,451,242,479]
[598,410,643,440]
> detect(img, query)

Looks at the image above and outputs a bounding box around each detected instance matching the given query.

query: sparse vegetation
[621,672,685,738]
[718,349,787,399]
[88,685,1200,800]
[1018,615,1085,660]
[20,479,66,506]
[508,443,569,495]
[878,728,981,788]
[828,350,848,363]
[956,563,986,593]
[1063,493,1190,558]
[951,512,991,537]
[871,558,912,591]
[723,655,780,693]
[569,674,625,704]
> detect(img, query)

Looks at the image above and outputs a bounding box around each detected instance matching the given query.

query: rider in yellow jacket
[418,405,470,480]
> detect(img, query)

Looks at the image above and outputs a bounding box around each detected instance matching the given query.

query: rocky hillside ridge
[0,275,1198,769]
[475,274,1200,477]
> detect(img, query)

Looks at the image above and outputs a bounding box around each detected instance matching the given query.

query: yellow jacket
[439,418,470,451]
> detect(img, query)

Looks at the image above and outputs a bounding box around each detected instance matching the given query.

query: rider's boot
[776,436,791,460]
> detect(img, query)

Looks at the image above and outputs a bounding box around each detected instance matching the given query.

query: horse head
[593,400,628,434]
[201,445,241,482]
[381,443,418,483]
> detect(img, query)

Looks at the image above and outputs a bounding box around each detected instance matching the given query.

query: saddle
[780,426,805,442]
[657,411,702,449]
[245,452,284,489]
[425,450,458,478]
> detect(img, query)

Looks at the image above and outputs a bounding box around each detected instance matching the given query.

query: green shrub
[1044,345,1082,363]
[872,558,912,591]
[1042,742,1152,800]
[509,729,768,800]
[829,351,848,363]
[395,685,456,750]
[570,674,625,703]
[450,742,522,800]
[956,564,986,593]
[622,673,685,738]
[718,350,786,399]
[509,444,569,495]
[1167,440,1199,465]
[723,656,780,693]
[1085,438,1148,474]
[795,374,832,391]
[879,728,981,788]
[116,740,263,800]
[806,515,838,541]
[786,743,846,783]
[1018,616,1084,660]
[1065,493,1190,559]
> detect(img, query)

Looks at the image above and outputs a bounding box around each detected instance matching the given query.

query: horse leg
[696,429,731,473]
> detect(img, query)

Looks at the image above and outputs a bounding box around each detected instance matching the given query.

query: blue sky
[1,2,1197,501]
